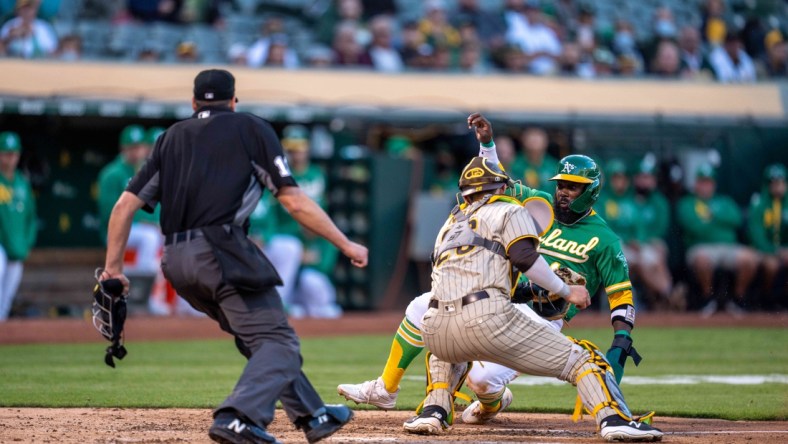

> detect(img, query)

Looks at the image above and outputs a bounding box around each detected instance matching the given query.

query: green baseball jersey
[509,182,633,324]
[632,190,670,242]
[0,171,37,261]
[508,153,559,190]
[97,155,160,241]
[597,190,639,244]
[302,233,339,275]
[271,164,327,238]
[676,193,741,248]
[747,192,788,254]
[248,193,278,244]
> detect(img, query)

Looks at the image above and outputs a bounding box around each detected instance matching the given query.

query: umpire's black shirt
[126,105,297,234]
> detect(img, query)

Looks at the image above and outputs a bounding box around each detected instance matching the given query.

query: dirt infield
[1,408,787,443]
[1,311,786,443]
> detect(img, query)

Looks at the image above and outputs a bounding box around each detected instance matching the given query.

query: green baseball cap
[146,127,166,145]
[764,163,786,182]
[119,125,146,147]
[605,158,628,176]
[695,163,716,180]
[0,131,21,152]
[282,125,310,152]
[635,157,658,175]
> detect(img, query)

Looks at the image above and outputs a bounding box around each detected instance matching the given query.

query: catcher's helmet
[458,156,510,197]
[549,154,601,213]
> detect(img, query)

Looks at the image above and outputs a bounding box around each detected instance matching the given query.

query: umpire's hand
[343,241,368,267]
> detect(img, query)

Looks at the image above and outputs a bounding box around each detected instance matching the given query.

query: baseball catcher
[91,268,128,368]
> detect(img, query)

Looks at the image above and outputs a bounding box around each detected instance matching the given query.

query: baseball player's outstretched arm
[468,112,500,164]
[277,185,368,267]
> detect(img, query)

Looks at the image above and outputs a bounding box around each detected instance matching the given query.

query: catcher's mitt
[511,267,586,321]
[92,268,128,368]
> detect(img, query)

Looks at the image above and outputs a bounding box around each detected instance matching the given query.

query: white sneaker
[600,415,664,442]
[337,377,399,410]
[403,406,449,435]
[699,300,718,319]
[462,387,513,424]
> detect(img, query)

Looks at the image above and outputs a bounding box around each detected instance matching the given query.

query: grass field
[1,326,786,421]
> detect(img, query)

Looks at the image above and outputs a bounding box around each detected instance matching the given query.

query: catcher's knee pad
[416,351,472,424]
[405,292,432,330]
[564,337,633,422]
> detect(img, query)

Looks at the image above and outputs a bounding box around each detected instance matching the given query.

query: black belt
[164,229,204,246]
[429,290,490,309]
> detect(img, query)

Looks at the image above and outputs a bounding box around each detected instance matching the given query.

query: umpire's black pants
[161,236,324,427]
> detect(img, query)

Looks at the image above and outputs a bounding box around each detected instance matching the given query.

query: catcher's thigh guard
[561,337,633,425]
[416,352,472,424]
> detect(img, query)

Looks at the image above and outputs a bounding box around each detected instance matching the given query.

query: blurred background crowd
[1,0,787,81]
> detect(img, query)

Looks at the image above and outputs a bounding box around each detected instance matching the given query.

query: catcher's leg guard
[560,337,634,426]
[415,351,472,425]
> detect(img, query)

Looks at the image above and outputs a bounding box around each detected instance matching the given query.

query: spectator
[400,19,432,69]
[706,31,757,83]
[574,3,595,53]
[97,126,163,280]
[55,34,82,61]
[0,0,58,59]
[127,0,181,23]
[332,20,372,68]
[457,41,489,73]
[178,0,236,28]
[450,0,506,50]
[508,127,558,190]
[366,15,403,72]
[137,45,161,62]
[558,41,594,77]
[174,40,199,63]
[263,34,290,67]
[760,30,787,78]
[505,0,562,75]
[631,157,681,310]
[650,40,682,78]
[316,0,370,47]
[700,0,727,47]
[678,26,705,75]
[245,16,299,69]
[0,131,37,321]
[747,163,787,308]
[652,6,678,42]
[677,164,759,317]
[418,0,461,52]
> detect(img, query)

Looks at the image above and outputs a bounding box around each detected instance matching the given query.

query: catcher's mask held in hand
[92,268,128,368]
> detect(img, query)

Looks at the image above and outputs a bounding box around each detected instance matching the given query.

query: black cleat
[600,415,664,442]
[209,412,281,444]
[298,404,354,444]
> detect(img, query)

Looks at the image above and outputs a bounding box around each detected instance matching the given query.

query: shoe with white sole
[337,377,399,410]
[461,387,513,424]
[600,415,664,442]
[403,405,449,435]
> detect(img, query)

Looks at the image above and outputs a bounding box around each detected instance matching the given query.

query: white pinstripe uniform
[419,195,630,430]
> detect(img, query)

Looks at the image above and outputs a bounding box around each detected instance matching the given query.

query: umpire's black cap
[193,69,235,101]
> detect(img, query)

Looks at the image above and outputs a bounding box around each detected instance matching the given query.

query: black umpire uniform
[111,69,357,444]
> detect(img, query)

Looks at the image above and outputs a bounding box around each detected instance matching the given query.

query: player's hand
[564,285,590,309]
[342,241,368,268]
[467,112,493,145]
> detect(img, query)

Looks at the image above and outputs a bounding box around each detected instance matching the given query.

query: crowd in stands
[0,0,786,81]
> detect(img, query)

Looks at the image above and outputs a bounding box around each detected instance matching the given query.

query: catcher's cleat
[209,412,282,444]
[403,405,450,435]
[600,415,663,442]
[461,387,513,424]
[337,377,399,409]
[298,405,354,444]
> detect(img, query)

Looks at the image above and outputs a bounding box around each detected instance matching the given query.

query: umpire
[101,69,368,444]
